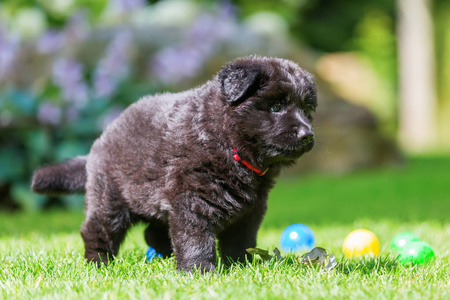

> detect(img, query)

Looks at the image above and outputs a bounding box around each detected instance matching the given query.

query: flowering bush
[0,0,291,210]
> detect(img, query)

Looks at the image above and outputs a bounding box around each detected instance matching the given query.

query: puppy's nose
[299,131,314,145]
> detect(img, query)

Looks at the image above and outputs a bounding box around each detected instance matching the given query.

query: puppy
[32,56,317,272]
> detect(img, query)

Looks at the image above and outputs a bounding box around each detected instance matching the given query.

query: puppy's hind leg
[81,213,130,266]
[144,219,172,258]
[81,175,131,266]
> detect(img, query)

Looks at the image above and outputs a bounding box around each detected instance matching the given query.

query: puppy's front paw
[177,260,216,274]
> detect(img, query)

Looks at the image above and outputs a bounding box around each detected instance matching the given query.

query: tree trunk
[397,0,437,153]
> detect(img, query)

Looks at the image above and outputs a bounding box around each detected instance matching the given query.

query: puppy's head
[218,56,317,163]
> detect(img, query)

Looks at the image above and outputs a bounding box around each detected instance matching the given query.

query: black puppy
[32,56,317,272]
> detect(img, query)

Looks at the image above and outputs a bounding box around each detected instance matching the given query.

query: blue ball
[280,224,315,252]
[146,246,163,262]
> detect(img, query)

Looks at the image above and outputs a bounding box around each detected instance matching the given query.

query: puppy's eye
[304,104,316,117]
[306,104,316,113]
[270,104,282,113]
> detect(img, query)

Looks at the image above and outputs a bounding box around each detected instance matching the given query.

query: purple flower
[149,2,238,85]
[187,14,218,55]
[0,26,20,83]
[52,58,89,105]
[65,105,80,123]
[213,3,237,40]
[37,102,62,125]
[93,30,132,98]
[93,74,116,99]
[109,0,146,14]
[151,47,203,85]
[37,11,89,56]
[188,6,236,51]
[37,31,63,54]
[63,12,90,43]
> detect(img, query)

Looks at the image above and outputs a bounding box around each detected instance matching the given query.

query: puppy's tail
[31,156,87,194]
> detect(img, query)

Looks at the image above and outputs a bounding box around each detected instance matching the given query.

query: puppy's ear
[218,63,263,105]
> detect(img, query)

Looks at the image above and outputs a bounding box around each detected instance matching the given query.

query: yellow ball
[342,229,380,258]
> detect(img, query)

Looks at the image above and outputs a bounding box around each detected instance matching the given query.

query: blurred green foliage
[266,156,450,227]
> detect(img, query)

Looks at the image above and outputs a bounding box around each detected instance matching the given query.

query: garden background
[1,0,450,210]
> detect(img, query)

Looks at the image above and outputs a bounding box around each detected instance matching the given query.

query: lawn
[1,156,449,299]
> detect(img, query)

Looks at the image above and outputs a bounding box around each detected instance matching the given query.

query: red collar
[233,148,268,176]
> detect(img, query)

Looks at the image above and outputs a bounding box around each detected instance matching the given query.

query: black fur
[31,156,87,194]
[31,56,317,272]
[219,63,265,104]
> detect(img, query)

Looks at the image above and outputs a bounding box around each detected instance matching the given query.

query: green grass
[1,156,450,299]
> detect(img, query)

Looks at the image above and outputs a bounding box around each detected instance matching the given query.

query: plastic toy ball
[342,229,380,258]
[398,241,435,265]
[146,246,163,262]
[280,224,315,252]
[391,231,420,252]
